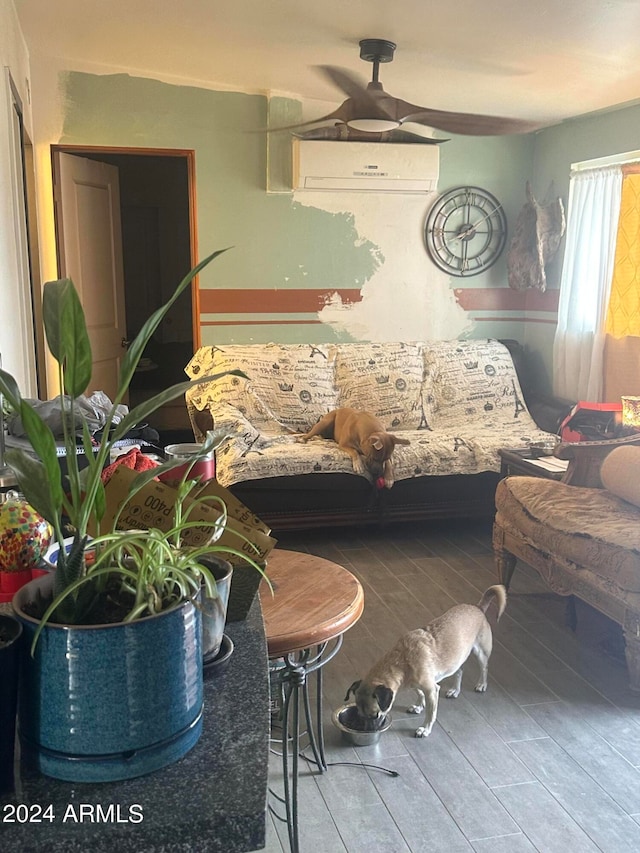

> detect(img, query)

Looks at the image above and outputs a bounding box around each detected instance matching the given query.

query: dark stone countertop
[0,600,269,853]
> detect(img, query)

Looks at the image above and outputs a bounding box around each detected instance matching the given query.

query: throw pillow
[600,444,640,508]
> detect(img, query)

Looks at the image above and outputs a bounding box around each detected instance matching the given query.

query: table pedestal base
[269,637,342,853]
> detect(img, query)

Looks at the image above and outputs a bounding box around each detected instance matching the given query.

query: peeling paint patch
[321,291,355,309]
[294,189,473,341]
[319,278,471,342]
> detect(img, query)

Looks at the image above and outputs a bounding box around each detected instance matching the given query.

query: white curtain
[553,166,623,400]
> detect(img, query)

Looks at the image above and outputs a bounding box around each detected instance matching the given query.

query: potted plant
[0,248,260,782]
[12,500,237,783]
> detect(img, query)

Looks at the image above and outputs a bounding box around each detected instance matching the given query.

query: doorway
[52,146,197,436]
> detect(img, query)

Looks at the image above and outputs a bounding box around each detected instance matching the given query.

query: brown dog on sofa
[300,407,410,488]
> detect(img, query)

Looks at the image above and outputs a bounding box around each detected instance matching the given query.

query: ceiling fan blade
[388,127,449,144]
[316,65,371,100]
[261,104,350,134]
[315,65,396,121]
[293,125,447,144]
[292,125,351,141]
[394,101,543,135]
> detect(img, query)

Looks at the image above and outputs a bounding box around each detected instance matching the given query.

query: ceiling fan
[270,39,542,143]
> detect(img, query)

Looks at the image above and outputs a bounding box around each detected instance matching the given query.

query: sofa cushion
[425,340,537,432]
[185,343,338,434]
[211,421,553,488]
[495,476,640,593]
[334,342,425,430]
[600,445,640,509]
[389,423,552,482]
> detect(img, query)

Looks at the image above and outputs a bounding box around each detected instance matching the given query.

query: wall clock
[424,186,507,277]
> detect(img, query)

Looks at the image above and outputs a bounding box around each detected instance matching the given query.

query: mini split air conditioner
[292,140,439,193]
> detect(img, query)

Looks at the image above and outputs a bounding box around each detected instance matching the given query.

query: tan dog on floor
[300,407,410,488]
[345,585,507,738]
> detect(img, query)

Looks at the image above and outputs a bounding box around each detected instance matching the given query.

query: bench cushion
[209,424,552,488]
[495,476,640,593]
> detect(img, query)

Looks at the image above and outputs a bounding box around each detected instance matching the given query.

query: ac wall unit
[292,140,439,193]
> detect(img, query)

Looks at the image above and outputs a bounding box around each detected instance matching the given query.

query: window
[553,153,640,401]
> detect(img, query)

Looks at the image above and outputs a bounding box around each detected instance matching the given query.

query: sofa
[493,435,640,691]
[184,339,559,531]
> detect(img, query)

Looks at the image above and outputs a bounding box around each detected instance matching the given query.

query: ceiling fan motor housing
[359,39,397,64]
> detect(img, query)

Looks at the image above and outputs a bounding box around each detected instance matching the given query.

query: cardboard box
[93,466,277,563]
[193,478,272,537]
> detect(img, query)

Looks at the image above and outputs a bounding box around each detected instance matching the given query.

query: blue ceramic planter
[12,574,203,782]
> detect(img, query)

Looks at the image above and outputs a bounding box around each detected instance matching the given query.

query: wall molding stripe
[473,316,557,324]
[454,288,560,312]
[199,288,362,314]
[201,319,323,326]
[200,286,559,316]
[200,313,319,322]
[201,316,557,327]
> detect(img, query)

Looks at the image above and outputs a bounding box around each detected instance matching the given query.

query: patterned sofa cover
[184,339,556,531]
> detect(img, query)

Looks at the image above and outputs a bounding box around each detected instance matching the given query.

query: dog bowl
[331,703,392,746]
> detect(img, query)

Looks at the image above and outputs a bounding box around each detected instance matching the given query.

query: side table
[499,447,568,480]
[260,549,364,853]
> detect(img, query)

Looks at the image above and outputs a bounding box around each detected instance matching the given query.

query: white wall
[0,0,37,394]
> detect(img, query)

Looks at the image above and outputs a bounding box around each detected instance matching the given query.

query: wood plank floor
[259,519,640,853]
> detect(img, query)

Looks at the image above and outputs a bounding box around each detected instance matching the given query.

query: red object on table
[560,402,622,442]
[101,447,158,485]
[0,568,33,601]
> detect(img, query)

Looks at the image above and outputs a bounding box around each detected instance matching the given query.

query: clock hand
[442,204,502,245]
[441,225,475,246]
[452,203,504,242]
[461,237,468,271]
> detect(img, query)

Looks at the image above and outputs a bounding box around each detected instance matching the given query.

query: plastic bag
[8,392,129,438]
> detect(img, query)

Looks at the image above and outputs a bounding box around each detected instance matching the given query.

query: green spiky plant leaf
[0,247,267,642]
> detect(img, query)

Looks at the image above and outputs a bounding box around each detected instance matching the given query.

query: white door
[53,152,128,402]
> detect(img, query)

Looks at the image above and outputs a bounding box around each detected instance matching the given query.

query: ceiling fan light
[347,118,401,132]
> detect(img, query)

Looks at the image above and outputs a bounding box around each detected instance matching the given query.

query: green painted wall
[60,72,380,344]
[438,131,535,291]
[59,71,542,349]
[533,103,640,210]
[41,68,640,397]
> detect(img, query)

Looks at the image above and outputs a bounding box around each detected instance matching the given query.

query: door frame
[7,70,41,397]
[50,145,200,349]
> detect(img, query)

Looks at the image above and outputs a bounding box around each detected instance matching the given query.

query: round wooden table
[260,549,364,853]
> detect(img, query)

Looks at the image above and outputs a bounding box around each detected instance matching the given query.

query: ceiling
[14,0,640,128]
